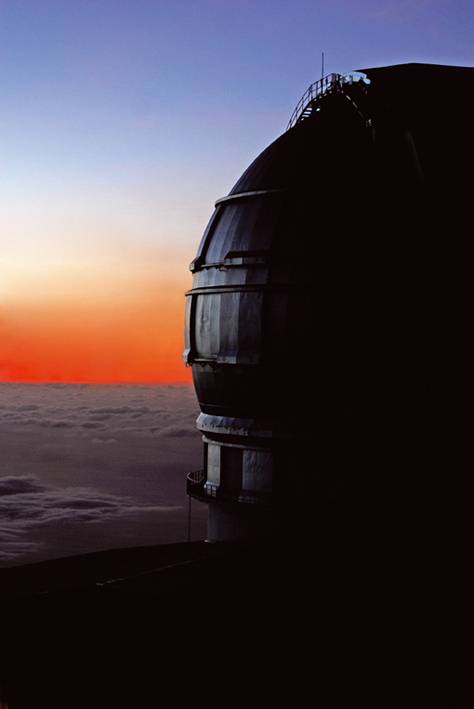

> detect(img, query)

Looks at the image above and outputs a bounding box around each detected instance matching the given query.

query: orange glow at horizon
[0,268,193,385]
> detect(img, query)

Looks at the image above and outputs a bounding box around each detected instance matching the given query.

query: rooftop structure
[185,63,474,542]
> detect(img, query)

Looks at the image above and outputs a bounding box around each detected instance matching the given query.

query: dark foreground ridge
[0,541,300,707]
[0,542,260,707]
[0,528,441,708]
[0,541,223,599]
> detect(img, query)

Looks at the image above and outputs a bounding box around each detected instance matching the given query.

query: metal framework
[186,470,270,507]
[286,71,372,130]
[286,73,342,130]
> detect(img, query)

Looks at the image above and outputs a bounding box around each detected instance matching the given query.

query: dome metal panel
[184,63,474,541]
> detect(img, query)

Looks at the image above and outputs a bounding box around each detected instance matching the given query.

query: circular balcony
[186,469,207,500]
[186,470,271,508]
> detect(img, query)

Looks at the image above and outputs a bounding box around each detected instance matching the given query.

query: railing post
[287,73,342,131]
[187,494,192,542]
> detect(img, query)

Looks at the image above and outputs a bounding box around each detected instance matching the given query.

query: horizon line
[0,379,193,386]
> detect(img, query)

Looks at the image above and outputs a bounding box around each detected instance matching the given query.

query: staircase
[286,73,342,130]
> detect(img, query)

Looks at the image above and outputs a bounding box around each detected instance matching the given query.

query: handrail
[286,73,342,130]
[187,469,206,486]
[186,470,270,507]
[286,71,371,131]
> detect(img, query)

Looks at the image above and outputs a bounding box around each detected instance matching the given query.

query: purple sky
[1,1,472,258]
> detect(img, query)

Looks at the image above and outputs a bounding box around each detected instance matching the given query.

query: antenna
[321,51,325,80]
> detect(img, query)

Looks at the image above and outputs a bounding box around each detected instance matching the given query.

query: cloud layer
[0,474,179,563]
[0,383,199,440]
[0,384,206,566]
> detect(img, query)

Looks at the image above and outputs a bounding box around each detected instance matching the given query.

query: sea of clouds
[0,384,206,566]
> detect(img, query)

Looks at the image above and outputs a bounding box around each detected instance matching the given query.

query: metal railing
[186,469,206,497]
[186,470,270,507]
[286,73,342,130]
[286,71,372,131]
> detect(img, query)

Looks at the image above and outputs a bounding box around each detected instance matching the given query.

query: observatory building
[185,63,473,542]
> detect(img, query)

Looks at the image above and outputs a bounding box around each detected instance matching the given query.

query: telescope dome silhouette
[184,63,474,542]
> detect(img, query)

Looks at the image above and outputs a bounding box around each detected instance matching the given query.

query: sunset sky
[1,0,472,383]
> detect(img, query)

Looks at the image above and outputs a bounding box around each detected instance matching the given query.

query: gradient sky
[1,0,472,383]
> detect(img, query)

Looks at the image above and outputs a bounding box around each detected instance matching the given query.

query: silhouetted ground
[0,541,282,707]
[0,525,439,708]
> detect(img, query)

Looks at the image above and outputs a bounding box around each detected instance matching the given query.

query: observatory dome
[185,63,474,542]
